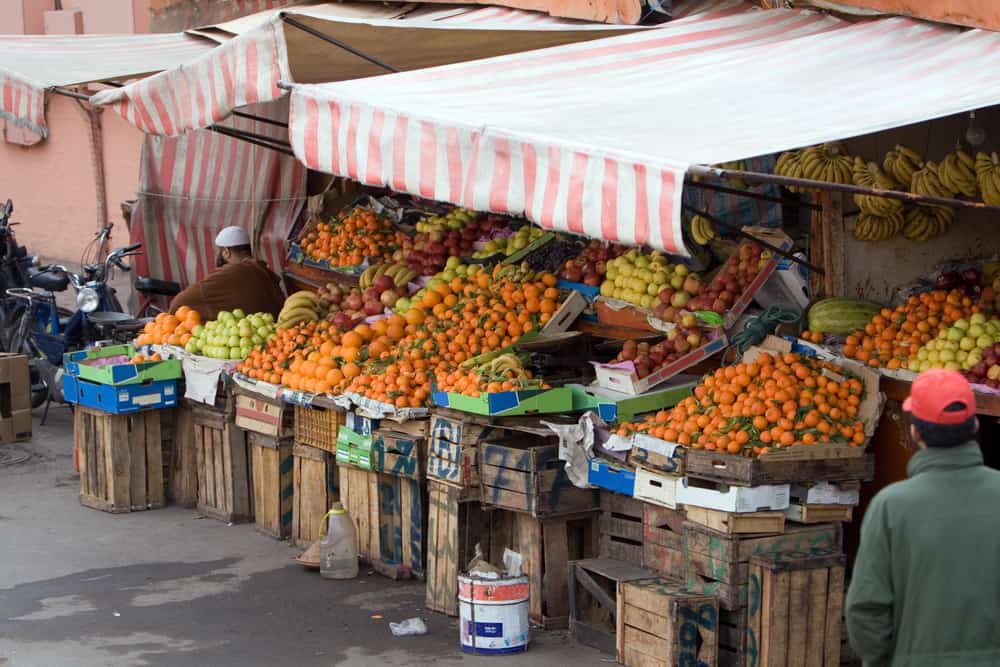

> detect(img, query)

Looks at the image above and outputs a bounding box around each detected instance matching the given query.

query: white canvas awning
[91,1,642,136]
[0,33,214,137]
[284,4,1000,255]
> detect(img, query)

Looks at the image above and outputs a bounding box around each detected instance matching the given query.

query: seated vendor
[169,226,285,320]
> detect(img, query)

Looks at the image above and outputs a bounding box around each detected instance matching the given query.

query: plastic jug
[319,502,358,580]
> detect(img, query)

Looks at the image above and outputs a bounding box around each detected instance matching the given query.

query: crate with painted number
[192,402,253,523]
[617,577,719,667]
[292,443,339,547]
[598,492,645,565]
[642,504,686,580]
[249,432,294,539]
[748,552,846,667]
[75,406,165,513]
[374,473,426,579]
[479,434,598,518]
[372,429,426,480]
[683,521,843,611]
[569,558,656,654]
[425,481,492,616]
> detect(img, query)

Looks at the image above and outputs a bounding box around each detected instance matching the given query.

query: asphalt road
[0,407,610,667]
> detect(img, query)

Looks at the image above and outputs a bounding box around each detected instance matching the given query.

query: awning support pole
[684,178,821,211]
[682,203,825,276]
[280,13,399,74]
[208,125,294,157]
[688,164,1000,213]
[52,86,92,101]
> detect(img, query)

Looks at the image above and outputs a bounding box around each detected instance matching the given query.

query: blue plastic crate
[62,374,178,414]
[587,459,636,496]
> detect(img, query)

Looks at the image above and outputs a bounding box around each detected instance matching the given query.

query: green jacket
[846,441,1000,667]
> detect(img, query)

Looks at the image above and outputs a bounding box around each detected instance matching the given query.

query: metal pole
[211,124,291,149]
[682,203,825,275]
[281,14,399,74]
[688,164,1000,213]
[52,86,92,101]
[684,178,821,211]
[207,126,295,157]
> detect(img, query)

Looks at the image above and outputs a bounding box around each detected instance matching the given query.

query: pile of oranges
[435,368,547,397]
[299,208,407,267]
[841,289,979,369]
[618,352,867,458]
[235,268,561,408]
[135,307,201,347]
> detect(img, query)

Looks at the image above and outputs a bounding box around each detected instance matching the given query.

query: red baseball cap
[902,369,976,425]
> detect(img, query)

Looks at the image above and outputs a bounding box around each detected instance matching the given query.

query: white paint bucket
[458,575,530,655]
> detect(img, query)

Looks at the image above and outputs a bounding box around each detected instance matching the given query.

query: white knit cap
[215,226,251,248]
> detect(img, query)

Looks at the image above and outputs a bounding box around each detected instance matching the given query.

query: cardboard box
[571,378,696,423]
[62,374,177,414]
[588,459,636,496]
[345,411,380,436]
[593,333,726,396]
[753,253,810,310]
[431,386,574,417]
[676,477,790,513]
[541,290,588,334]
[790,481,860,506]
[0,354,31,443]
[234,391,289,438]
[64,344,181,386]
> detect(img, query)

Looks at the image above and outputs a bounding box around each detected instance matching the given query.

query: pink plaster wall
[0,96,143,264]
[0,0,54,34]
[61,0,150,34]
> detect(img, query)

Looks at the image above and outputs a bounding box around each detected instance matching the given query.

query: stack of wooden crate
[291,402,342,546]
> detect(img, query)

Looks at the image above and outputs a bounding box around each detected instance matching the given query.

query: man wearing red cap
[169,226,285,320]
[846,369,1000,666]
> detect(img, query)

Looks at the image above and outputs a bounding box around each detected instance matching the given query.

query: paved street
[0,407,609,667]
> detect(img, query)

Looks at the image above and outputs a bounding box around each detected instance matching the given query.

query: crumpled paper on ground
[543,412,614,489]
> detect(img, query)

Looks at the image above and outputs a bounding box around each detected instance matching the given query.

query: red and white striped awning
[0,33,214,137]
[285,6,1000,255]
[91,1,641,136]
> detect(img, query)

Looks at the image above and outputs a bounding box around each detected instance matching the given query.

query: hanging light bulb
[966,111,986,147]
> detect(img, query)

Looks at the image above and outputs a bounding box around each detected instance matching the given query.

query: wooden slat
[129,414,146,510]
[517,512,544,624]
[686,506,785,535]
[95,411,106,501]
[767,568,790,667]
[146,410,164,508]
[172,404,198,507]
[824,565,845,667]
[109,412,131,511]
[804,568,828,667]
[542,515,571,622]
[787,569,810,666]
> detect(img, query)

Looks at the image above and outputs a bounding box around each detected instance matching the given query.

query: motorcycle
[0,199,41,294]
[3,235,144,409]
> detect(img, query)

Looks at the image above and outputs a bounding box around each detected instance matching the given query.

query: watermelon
[807,298,883,335]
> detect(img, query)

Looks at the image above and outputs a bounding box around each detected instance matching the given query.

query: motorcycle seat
[29,271,69,292]
[135,276,181,297]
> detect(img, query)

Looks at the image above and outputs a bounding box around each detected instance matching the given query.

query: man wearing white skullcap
[169,226,285,320]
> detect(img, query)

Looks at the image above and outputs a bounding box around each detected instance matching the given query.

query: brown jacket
[170,258,285,321]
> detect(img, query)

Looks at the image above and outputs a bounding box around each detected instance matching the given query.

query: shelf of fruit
[237,261,568,413]
[616,351,871,458]
[296,206,407,269]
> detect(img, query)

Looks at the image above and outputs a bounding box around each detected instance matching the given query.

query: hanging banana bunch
[853,210,905,242]
[800,143,853,185]
[774,150,806,193]
[902,205,954,242]
[975,152,1000,206]
[689,215,717,246]
[938,149,978,199]
[883,144,923,187]
[852,157,902,216]
[910,162,957,199]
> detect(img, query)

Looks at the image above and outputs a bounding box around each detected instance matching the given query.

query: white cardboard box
[675,477,790,513]
[633,468,681,509]
[790,481,860,506]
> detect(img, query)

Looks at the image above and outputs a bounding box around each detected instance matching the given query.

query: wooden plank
[686,506,785,535]
[750,562,764,667]
[76,410,89,497]
[622,644,669,667]
[517,512,544,624]
[642,542,684,579]
[601,514,644,542]
[129,414,146,510]
[787,569,810,666]
[95,411,106,502]
[219,426,233,516]
[824,565,845,667]
[623,604,669,638]
[146,411,164,508]
[768,569,790,667]
[109,413,131,511]
[804,567,828,667]
[784,504,853,524]
[172,404,197,507]
[542,515,571,622]
[378,474,402,565]
[623,625,668,661]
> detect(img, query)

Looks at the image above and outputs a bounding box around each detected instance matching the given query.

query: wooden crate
[249,433,294,539]
[75,406,165,513]
[485,508,598,629]
[684,446,875,487]
[294,404,344,454]
[618,577,718,667]
[292,443,339,546]
[683,521,842,611]
[426,433,480,491]
[235,388,292,438]
[642,504,686,580]
[569,558,655,654]
[372,430,426,480]
[686,506,786,535]
[428,408,496,446]
[375,473,426,578]
[599,492,644,565]
[193,403,253,523]
[169,401,198,507]
[749,553,846,667]
[425,481,492,616]
[479,435,598,517]
[338,464,381,563]
[785,503,854,524]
